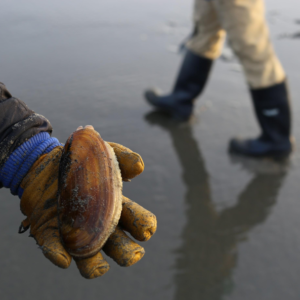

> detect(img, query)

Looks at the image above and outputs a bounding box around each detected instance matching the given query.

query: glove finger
[74,252,110,279]
[35,227,72,269]
[120,196,157,241]
[107,142,144,181]
[103,226,145,267]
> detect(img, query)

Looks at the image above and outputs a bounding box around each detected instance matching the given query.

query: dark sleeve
[0,82,53,173]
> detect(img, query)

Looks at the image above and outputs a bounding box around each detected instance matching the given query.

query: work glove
[2,125,157,279]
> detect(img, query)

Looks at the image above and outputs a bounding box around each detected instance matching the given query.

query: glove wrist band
[0,132,62,198]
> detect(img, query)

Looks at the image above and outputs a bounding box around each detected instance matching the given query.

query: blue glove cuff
[0,132,63,198]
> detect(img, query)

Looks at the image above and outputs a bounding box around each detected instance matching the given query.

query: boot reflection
[145,111,287,300]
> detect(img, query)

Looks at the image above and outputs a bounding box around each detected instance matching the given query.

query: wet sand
[1,0,300,299]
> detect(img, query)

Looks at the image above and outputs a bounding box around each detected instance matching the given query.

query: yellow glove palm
[19,127,157,279]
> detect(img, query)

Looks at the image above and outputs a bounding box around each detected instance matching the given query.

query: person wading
[145,0,293,158]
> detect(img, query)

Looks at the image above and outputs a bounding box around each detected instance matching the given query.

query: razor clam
[58,128,122,258]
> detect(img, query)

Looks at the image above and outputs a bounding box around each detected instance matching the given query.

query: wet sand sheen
[1,0,300,299]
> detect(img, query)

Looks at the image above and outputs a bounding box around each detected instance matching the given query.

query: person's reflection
[145,111,287,300]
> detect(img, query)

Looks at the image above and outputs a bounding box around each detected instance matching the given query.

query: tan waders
[145,0,292,157]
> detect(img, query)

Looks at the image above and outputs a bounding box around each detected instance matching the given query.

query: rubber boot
[145,50,213,121]
[229,81,293,158]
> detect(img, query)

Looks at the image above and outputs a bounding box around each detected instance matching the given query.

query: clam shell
[58,129,122,258]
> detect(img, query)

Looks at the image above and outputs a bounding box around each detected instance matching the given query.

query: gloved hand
[18,125,157,279]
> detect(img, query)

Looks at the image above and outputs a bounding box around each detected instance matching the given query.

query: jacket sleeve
[0,82,53,185]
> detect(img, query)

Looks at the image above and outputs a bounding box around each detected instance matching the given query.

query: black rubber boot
[229,81,293,158]
[145,50,213,121]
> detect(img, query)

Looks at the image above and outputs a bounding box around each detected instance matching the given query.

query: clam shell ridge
[58,129,123,258]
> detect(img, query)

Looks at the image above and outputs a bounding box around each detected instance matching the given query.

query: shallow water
[1,0,300,299]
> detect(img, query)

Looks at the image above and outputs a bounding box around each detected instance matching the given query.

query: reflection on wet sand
[145,111,287,300]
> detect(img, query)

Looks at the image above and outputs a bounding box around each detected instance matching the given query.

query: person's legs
[186,0,226,60]
[214,0,292,157]
[145,0,225,121]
